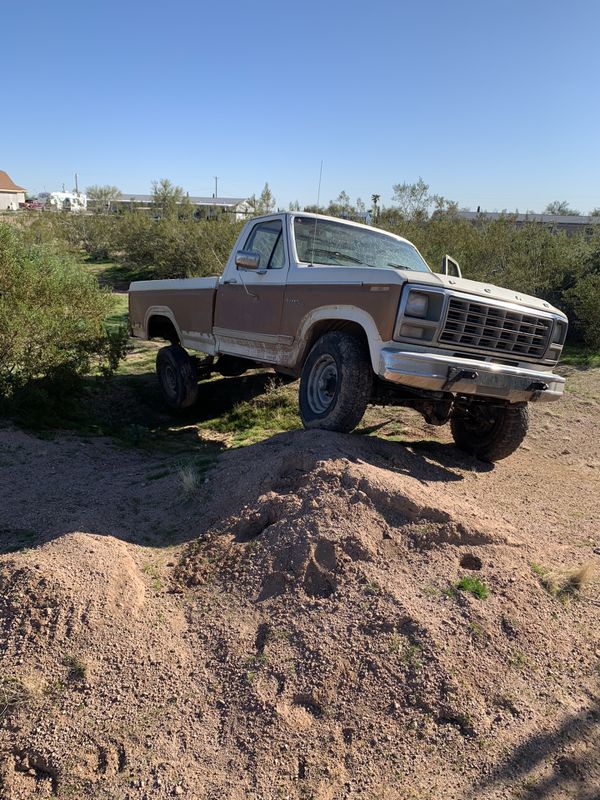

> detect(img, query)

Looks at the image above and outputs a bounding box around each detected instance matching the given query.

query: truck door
[214,217,290,361]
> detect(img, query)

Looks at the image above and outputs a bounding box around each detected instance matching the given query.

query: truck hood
[405,271,566,318]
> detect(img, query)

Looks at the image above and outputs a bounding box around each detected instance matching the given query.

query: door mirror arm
[441,254,462,279]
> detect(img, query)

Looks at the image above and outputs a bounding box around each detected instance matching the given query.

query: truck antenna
[309,160,323,265]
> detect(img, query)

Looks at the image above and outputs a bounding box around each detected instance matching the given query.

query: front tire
[450,403,529,462]
[156,345,198,410]
[299,332,372,433]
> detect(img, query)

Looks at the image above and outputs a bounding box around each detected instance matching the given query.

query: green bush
[11,203,600,349]
[117,214,244,278]
[0,224,127,408]
[565,273,600,348]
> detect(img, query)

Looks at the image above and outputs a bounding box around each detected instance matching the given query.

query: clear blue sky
[3,0,600,212]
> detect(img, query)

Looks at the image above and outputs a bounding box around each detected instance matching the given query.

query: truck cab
[129,213,568,461]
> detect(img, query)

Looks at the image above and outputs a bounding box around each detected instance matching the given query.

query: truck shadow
[465,696,600,799]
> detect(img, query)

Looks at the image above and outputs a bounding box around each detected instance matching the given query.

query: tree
[288,200,301,211]
[371,194,381,222]
[86,185,121,214]
[336,190,351,211]
[391,177,431,219]
[151,179,184,218]
[589,208,600,218]
[544,201,581,216]
[248,183,276,216]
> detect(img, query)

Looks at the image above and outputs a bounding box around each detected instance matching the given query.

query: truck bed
[128,277,218,344]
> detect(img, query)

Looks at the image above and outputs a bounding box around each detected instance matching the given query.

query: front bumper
[379,348,565,403]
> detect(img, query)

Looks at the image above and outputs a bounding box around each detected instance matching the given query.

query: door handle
[222,279,239,285]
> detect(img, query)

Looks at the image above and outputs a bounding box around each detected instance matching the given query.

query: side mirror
[441,254,462,279]
[235,250,261,270]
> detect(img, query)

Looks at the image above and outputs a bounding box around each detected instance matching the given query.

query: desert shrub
[117,214,244,278]
[565,274,600,348]
[0,224,127,407]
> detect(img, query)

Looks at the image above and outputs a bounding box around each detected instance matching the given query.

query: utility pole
[74,173,79,194]
[213,176,219,198]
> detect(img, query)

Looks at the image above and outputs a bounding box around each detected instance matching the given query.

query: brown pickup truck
[128,212,568,461]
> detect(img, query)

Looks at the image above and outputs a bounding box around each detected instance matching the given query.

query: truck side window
[243,220,285,269]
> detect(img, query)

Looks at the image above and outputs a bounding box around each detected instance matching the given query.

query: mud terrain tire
[299,332,372,433]
[156,345,198,410]
[450,403,529,462]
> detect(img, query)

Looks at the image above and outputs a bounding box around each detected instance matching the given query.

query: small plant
[364,581,382,596]
[441,584,457,600]
[389,634,402,654]
[62,655,87,681]
[469,621,484,639]
[401,643,423,671]
[455,576,489,600]
[532,562,593,602]
[142,562,163,591]
[178,464,200,494]
[509,649,531,670]
[0,676,35,718]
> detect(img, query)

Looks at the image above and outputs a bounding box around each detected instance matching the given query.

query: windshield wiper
[310,248,365,265]
[387,262,415,270]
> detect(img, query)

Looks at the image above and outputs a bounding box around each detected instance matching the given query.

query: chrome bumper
[379,348,565,403]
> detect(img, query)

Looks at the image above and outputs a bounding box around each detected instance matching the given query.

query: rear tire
[156,345,198,410]
[450,403,529,462]
[299,332,372,433]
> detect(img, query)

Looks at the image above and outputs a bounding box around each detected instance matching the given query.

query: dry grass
[0,675,37,718]
[533,562,594,601]
[178,464,201,494]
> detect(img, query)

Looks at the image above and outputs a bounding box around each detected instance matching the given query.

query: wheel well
[297,320,370,372]
[147,315,180,344]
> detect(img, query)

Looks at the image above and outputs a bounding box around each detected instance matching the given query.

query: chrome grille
[439,297,552,358]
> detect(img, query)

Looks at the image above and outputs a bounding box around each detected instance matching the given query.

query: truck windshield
[293,217,431,273]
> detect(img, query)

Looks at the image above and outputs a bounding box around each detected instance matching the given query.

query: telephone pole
[213,176,219,198]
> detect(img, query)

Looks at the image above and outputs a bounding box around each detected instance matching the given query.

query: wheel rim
[307,354,338,414]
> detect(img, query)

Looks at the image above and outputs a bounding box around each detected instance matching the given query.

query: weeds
[245,653,269,684]
[509,650,531,670]
[0,676,36,718]
[401,643,423,671]
[455,577,489,600]
[62,655,87,681]
[531,562,593,602]
[142,562,163,591]
[178,464,201,494]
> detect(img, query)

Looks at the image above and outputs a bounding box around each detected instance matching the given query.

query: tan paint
[280,284,402,343]
[131,288,216,338]
[214,284,286,337]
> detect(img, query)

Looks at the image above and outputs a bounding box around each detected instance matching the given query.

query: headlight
[393,286,446,342]
[551,320,567,345]
[405,292,429,318]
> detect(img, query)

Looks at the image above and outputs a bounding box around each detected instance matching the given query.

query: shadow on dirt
[0,370,496,554]
[468,697,600,799]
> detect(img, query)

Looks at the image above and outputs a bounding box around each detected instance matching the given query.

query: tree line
[14,177,600,350]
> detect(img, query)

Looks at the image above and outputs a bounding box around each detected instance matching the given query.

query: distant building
[113,194,252,220]
[37,191,87,213]
[457,210,599,236]
[0,170,26,210]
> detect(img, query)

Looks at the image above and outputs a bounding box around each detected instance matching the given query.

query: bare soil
[1,367,599,800]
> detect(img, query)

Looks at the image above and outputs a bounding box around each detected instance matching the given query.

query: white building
[37,191,88,213]
[0,170,26,210]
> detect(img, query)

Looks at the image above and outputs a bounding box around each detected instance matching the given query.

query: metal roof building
[113,194,252,220]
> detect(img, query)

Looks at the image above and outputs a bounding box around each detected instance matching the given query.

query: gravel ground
[0,368,599,799]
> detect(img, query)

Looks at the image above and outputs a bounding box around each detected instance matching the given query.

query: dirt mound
[1,428,599,799]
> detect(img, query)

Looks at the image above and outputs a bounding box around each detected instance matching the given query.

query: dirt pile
[0,427,599,799]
